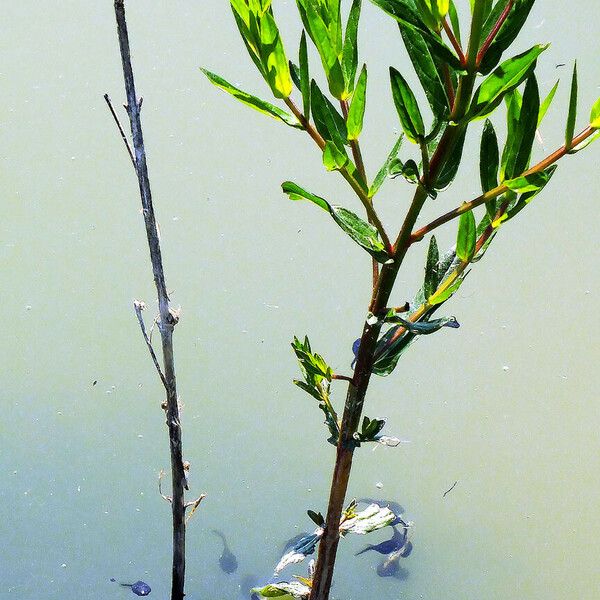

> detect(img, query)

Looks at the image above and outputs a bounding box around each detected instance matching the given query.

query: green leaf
[281,182,389,262]
[429,272,467,305]
[389,67,425,143]
[200,69,301,128]
[299,30,311,118]
[307,510,325,527]
[302,0,346,99]
[479,0,537,75]
[342,0,362,95]
[538,80,559,126]
[501,74,539,180]
[480,119,500,202]
[389,158,419,184]
[323,141,349,170]
[504,169,555,193]
[368,0,462,69]
[310,80,348,149]
[399,22,449,125]
[468,44,547,121]
[423,235,439,299]
[591,97,600,128]
[368,134,404,197]
[347,65,367,140]
[503,165,557,221]
[252,582,309,599]
[565,61,578,148]
[456,208,476,262]
[435,126,466,190]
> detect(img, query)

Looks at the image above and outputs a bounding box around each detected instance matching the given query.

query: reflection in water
[212,529,239,574]
[354,499,413,583]
[110,578,152,596]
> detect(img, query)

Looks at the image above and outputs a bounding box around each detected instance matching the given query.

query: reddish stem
[476,0,514,66]
[442,18,466,66]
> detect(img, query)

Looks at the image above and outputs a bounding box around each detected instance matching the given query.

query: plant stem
[340,98,379,288]
[309,12,488,598]
[112,3,188,599]
[284,97,393,254]
[442,18,466,66]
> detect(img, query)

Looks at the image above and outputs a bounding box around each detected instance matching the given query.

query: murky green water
[1,1,599,599]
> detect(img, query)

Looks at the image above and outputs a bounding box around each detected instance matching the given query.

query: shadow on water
[354,498,412,585]
[212,529,239,574]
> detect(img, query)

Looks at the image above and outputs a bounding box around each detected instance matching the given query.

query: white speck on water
[560,374,568,380]
[60,564,67,569]
[77,486,81,493]
[375,481,383,489]
[12,471,17,475]
[25,305,32,311]
[136,508,141,512]
[307,488,312,492]
[172,216,180,221]
[502,365,510,372]
[584,290,590,295]
[137,434,143,439]
[264,303,279,309]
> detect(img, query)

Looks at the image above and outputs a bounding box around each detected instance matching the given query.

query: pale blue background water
[1,1,599,598]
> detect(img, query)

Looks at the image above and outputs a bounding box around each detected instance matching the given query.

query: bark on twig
[109,2,190,598]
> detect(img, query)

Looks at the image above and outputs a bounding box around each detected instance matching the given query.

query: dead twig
[134,300,167,390]
[103,93,136,168]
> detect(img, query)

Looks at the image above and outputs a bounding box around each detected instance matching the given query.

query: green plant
[202,1,600,598]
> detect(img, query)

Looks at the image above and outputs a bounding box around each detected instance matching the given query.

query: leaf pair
[230,0,293,99]
[296,0,362,99]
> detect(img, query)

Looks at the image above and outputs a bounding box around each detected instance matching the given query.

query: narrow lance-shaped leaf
[467,44,547,121]
[310,79,348,149]
[502,165,558,222]
[565,61,578,148]
[299,30,311,118]
[347,65,367,140]
[456,208,476,262]
[200,69,301,128]
[342,0,362,96]
[368,0,462,69]
[538,80,559,127]
[281,181,389,262]
[504,169,555,193]
[502,74,539,180]
[435,126,466,190]
[423,235,439,299]
[389,67,425,143]
[480,119,499,191]
[369,134,404,197]
[323,140,349,170]
[399,22,449,126]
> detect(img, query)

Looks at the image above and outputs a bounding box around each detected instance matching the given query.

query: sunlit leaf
[342,0,362,95]
[456,208,476,263]
[323,141,350,170]
[565,61,578,147]
[200,69,301,128]
[538,80,559,126]
[347,65,367,140]
[468,45,547,121]
[504,167,555,193]
[591,97,600,128]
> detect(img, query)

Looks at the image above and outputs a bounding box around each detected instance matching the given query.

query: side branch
[134,299,168,389]
[104,93,136,168]
[410,126,596,243]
